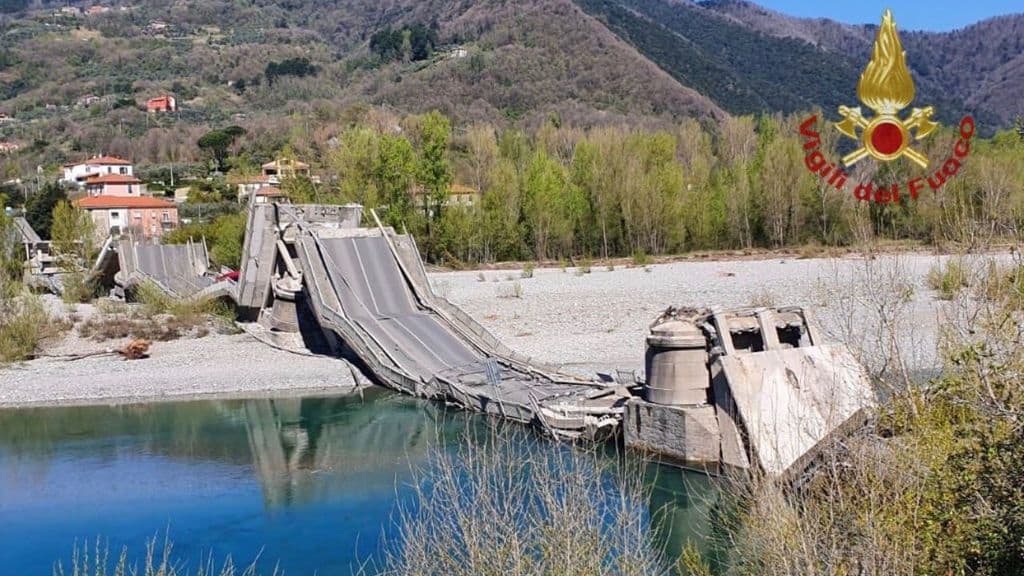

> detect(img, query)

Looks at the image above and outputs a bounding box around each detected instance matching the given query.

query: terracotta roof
[85,174,142,185]
[450,183,478,195]
[76,196,176,209]
[64,156,133,167]
[255,186,285,197]
[229,174,273,184]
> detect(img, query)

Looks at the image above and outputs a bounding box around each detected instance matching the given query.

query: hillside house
[146,95,177,113]
[0,112,13,124]
[62,156,134,186]
[0,142,20,155]
[250,186,288,205]
[232,175,274,203]
[76,94,102,108]
[76,196,178,240]
[413,183,480,211]
[84,174,147,197]
[262,158,311,182]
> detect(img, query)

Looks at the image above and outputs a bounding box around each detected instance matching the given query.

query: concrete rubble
[624,306,875,479]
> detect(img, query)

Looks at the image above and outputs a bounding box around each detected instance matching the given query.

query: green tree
[50,200,94,267]
[331,126,381,207]
[417,111,453,258]
[522,148,584,259]
[23,182,65,240]
[375,134,417,230]
[198,127,246,172]
[0,209,23,297]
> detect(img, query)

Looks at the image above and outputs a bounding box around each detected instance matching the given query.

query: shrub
[381,426,669,575]
[576,257,592,275]
[496,281,523,299]
[521,262,535,279]
[53,533,268,576]
[61,271,96,304]
[749,287,775,308]
[135,281,232,324]
[927,259,969,300]
[0,294,48,364]
[632,249,650,267]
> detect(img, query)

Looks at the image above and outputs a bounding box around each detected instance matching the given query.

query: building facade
[76,196,178,240]
[146,95,177,112]
[84,174,147,197]
[62,156,134,186]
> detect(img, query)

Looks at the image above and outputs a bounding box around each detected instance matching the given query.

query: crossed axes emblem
[835,105,938,169]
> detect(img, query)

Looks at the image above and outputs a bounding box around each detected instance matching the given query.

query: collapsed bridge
[17,201,876,476]
[234,203,630,439]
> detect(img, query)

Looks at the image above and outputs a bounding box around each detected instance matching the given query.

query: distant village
[23,148,480,244]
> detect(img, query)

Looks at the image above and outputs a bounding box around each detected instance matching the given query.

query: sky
[752,0,1021,31]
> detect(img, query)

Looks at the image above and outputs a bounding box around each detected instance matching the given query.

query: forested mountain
[0,0,1020,177]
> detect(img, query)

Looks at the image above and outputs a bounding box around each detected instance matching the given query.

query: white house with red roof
[76,196,179,240]
[84,174,147,197]
[62,155,134,187]
[231,174,274,203]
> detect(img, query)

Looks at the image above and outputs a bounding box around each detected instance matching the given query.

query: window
[119,167,127,174]
[162,211,169,223]
[110,212,120,220]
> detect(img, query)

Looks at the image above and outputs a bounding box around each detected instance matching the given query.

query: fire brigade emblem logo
[835,9,937,168]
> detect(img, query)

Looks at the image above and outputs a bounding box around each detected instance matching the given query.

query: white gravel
[434,252,1005,377]
[0,298,356,408]
[1,252,1005,408]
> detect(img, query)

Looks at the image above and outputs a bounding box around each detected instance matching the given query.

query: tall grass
[379,425,672,576]
[53,534,274,576]
[0,293,48,364]
[134,281,233,324]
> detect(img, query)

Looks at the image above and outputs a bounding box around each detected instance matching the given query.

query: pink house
[84,174,147,197]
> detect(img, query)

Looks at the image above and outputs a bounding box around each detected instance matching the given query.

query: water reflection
[242,390,444,508]
[0,390,719,574]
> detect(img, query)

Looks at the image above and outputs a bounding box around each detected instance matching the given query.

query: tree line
[273,111,1024,265]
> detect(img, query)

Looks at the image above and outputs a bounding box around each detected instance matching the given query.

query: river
[0,389,717,574]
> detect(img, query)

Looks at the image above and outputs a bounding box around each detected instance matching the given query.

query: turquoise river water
[0,389,718,574]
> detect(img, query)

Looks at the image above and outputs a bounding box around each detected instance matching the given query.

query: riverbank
[1,252,1002,408]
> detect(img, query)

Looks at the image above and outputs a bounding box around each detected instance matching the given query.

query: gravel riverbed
[0,252,999,408]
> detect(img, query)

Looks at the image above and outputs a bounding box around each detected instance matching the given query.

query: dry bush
[748,287,775,308]
[79,287,234,343]
[379,425,670,576]
[817,255,923,391]
[0,294,50,364]
[702,252,1024,576]
[926,258,969,300]
[54,533,274,576]
[495,281,523,299]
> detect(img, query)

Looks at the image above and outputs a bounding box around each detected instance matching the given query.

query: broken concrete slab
[624,398,720,464]
[714,344,874,477]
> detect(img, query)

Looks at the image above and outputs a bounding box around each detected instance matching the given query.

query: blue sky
[752,1,1021,31]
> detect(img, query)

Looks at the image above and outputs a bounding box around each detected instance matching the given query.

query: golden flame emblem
[835,9,938,168]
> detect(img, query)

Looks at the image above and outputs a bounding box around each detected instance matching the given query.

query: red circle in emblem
[871,121,904,155]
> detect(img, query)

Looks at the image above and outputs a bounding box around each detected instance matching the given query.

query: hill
[0,0,1020,176]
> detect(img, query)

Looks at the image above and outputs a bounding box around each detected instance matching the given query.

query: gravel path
[1,252,1003,408]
